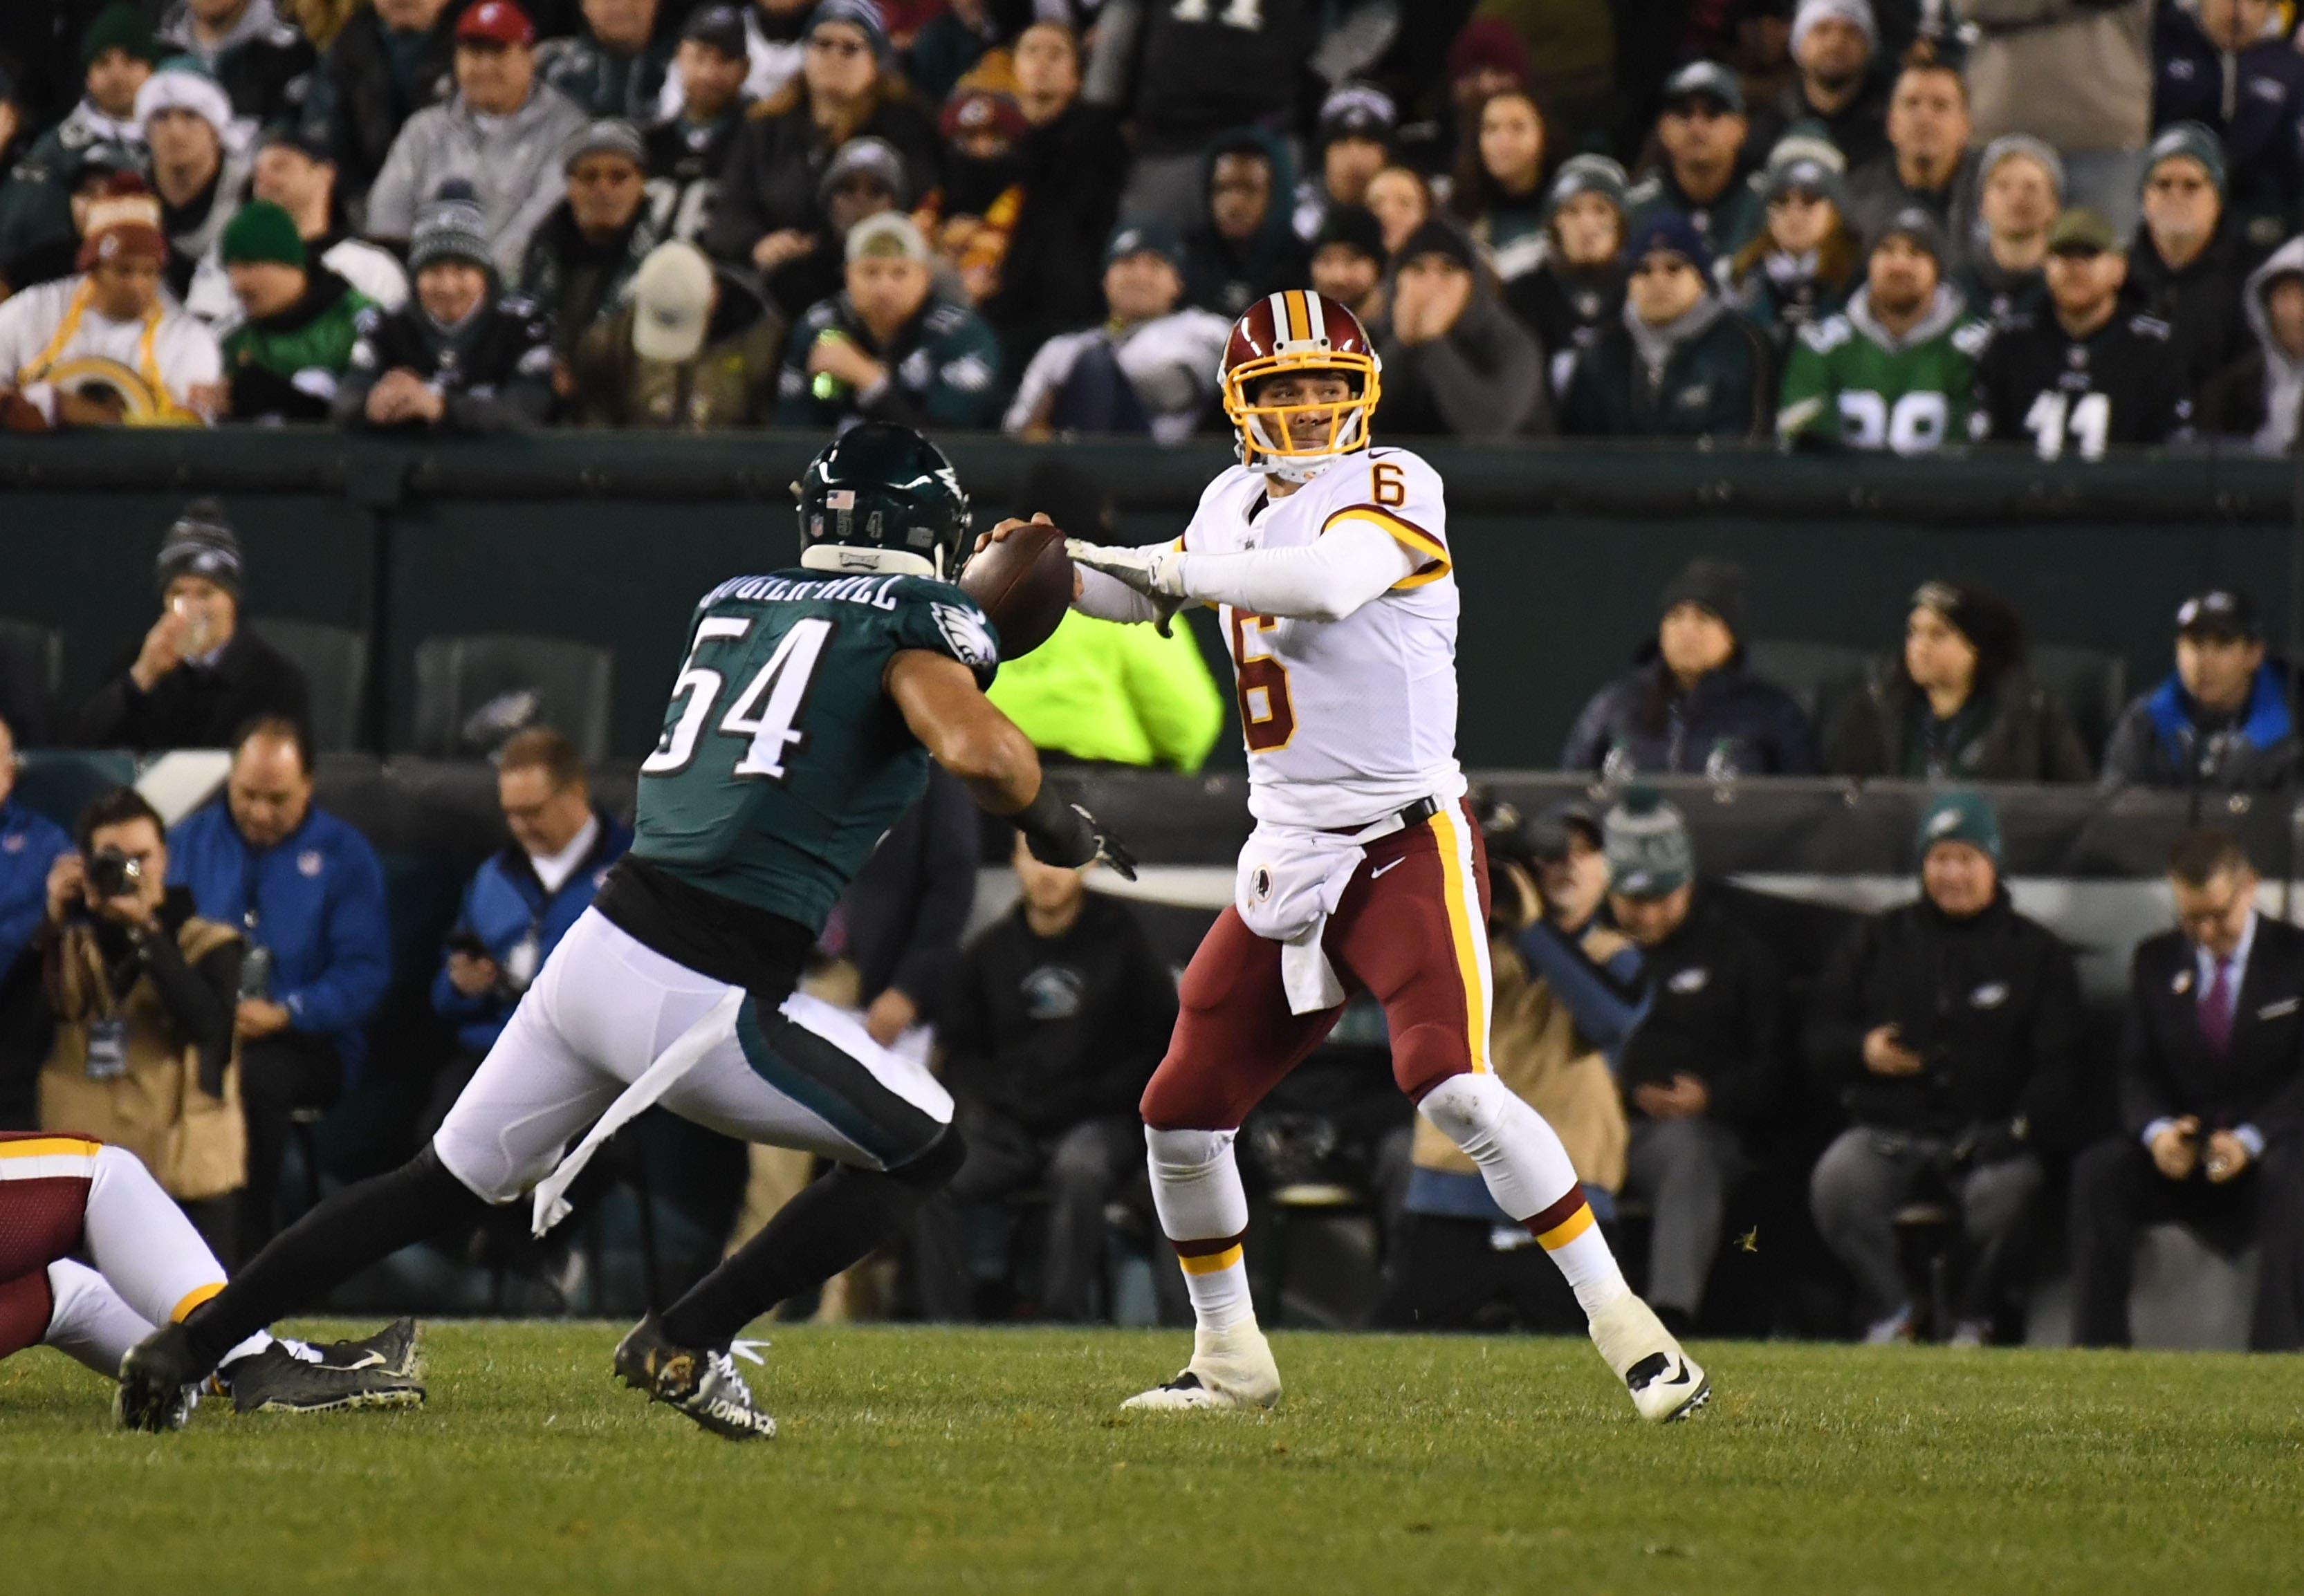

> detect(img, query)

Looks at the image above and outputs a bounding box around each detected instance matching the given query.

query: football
[959,521,1073,660]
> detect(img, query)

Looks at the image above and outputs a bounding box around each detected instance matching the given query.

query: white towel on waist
[1235,824,1367,1015]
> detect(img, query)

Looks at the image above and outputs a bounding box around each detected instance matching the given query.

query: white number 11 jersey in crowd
[1180,445,1464,831]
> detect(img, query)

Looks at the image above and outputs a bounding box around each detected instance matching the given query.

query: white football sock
[82,1144,271,1364]
[1419,1072,1630,1315]
[1146,1126,1257,1333]
[42,1260,154,1377]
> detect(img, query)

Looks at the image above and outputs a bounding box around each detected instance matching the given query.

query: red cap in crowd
[457,0,535,48]
[77,171,167,271]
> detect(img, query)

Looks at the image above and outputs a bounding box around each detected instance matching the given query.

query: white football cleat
[1122,1323,1282,1412]
[1587,1292,1710,1423]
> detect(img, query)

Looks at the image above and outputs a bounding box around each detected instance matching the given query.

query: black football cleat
[222,1342,425,1416]
[115,1324,203,1433]
[613,1315,777,1442]
[302,1317,423,1381]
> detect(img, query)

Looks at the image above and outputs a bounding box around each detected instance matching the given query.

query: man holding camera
[168,717,389,1261]
[38,786,244,1243]
[71,499,311,754]
[1804,790,2081,1344]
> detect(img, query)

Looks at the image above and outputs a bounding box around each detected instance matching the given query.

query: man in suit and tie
[2071,827,2304,1349]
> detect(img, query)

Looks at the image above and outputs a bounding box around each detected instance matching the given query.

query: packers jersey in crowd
[627,569,998,934]
[1775,288,1989,455]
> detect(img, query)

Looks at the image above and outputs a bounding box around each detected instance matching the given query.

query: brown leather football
[958,522,1073,660]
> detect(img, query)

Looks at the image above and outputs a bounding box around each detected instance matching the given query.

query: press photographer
[37,786,246,1243]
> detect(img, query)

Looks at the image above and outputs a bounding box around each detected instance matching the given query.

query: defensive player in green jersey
[118,424,1135,1440]
[1776,205,1989,456]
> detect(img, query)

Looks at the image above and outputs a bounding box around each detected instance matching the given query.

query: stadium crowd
[1,0,2303,454]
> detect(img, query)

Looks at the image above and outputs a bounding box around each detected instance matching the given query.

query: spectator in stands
[1627,62,1760,261]
[2082,827,2304,1349]
[1847,47,1978,257]
[2102,589,2299,790]
[1297,82,1394,245]
[1563,557,1818,777]
[156,0,317,131]
[1374,221,1549,439]
[657,0,813,118]
[214,199,375,422]
[1825,580,2091,781]
[1,144,149,302]
[1560,214,1772,442]
[234,124,406,311]
[1440,19,1533,165]
[1361,163,1433,260]
[2202,239,2304,454]
[570,239,784,427]
[72,501,309,752]
[362,0,590,277]
[1607,791,1781,1335]
[310,0,457,211]
[1957,135,2060,324]
[903,0,997,106]
[40,786,245,1239]
[977,21,1127,378]
[0,176,224,427]
[1807,790,2081,1344]
[0,717,71,981]
[0,6,156,276]
[931,86,1027,308]
[1380,796,1640,1332]
[1451,88,1548,284]
[138,59,251,303]
[1723,136,1859,354]
[775,211,1000,429]
[988,463,1224,772]
[643,4,753,250]
[170,716,389,1259]
[759,133,901,321]
[1182,130,1310,320]
[427,728,628,1120]
[1508,156,1627,402]
[2153,0,2303,248]
[536,0,672,122]
[1973,207,2191,458]
[1747,0,1892,173]
[335,184,555,433]
[913,831,1174,1322]
[1777,207,1984,454]
[2126,124,2248,407]
[518,120,660,358]
[1968,0,2154,235]
[703,0,938,279]
[1002,219,1229,445]
[1307,204,1386,326]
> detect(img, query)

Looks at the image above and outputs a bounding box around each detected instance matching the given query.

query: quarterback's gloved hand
[1015,783,1139,882]
[1065,539,1184,636]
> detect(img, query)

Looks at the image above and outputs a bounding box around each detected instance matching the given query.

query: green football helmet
[795,422,973,580]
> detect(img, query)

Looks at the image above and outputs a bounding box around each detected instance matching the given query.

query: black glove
[1015,783,1138,880]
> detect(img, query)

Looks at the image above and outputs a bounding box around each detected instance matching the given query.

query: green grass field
[4,1323,2303,1595]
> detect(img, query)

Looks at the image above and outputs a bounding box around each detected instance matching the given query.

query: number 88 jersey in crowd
[1182,441,1463,832]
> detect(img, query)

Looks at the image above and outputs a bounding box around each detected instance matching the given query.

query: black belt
[1323,795,1442,837]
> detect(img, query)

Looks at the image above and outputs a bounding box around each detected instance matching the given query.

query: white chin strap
[801,544,940,578]
[1245,408,1370,482]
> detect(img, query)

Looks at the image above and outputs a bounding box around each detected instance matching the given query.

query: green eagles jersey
[630,568,999,931]
[1775,288,1989,455]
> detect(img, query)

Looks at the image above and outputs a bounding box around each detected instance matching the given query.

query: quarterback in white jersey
[994,288,1707,1424]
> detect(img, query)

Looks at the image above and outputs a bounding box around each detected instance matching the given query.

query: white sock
[1145,1126,1258,1335]
[42,1260,154,1378]
[1419,1073,1629,1315]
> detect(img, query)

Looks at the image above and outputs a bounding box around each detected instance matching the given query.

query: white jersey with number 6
[1179,446,1462,830]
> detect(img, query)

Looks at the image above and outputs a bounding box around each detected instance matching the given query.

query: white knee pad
[1145,1126,1248,1243]
[1417,1073,1576,1222]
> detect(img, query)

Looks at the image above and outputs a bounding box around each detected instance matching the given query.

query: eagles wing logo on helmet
[932,602,999,671]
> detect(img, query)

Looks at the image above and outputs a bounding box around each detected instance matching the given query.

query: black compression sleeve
[1014,783,1096,868]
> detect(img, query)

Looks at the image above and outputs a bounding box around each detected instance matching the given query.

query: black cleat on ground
[223,1342,426,1415]
[115,1324,203,1433]
[612,1315,777,1442]
[304,1318,423,1381]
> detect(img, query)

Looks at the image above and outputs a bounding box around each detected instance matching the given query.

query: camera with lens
[86,847,145,901]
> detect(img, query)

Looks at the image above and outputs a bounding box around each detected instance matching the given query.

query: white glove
[1066,538,1186,599]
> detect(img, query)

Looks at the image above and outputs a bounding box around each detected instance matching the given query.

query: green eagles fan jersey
[629,569,999,931]
[1775,288,1989,455]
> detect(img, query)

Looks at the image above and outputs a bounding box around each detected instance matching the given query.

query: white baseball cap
[631,241,714,362]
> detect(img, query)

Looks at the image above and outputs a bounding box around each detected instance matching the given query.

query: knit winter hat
[1105,216,1186,273]
[1761,127,1849,209]
[562,118,646,173]
[939,86,1027,145]
[1874,204,1946,264]
[1917,788,2002,866]
[1446,19,1529,89]
[1544,154,1630,223]
[1912,579,2025,683]
[1310,203,1386,265]
[1659,557,1750,643]
[809,0,888,57]
[1605,786,1696,900]
[220,200,306,268]
[409,180,492,272]
[156,499,243,597]
[81,2,160,68]
[1394,220,1477,273]
[1661,59,1745,117]
[681,3,748,58]
[1317,82,1397,147]
[1627,210,1714,279]
[135,58,235,144]
[1791,0,1877,57]
[819,135,907,205]
[76,172,167,270]
[1979,133,2064,201]
[2144,120,2227,199]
